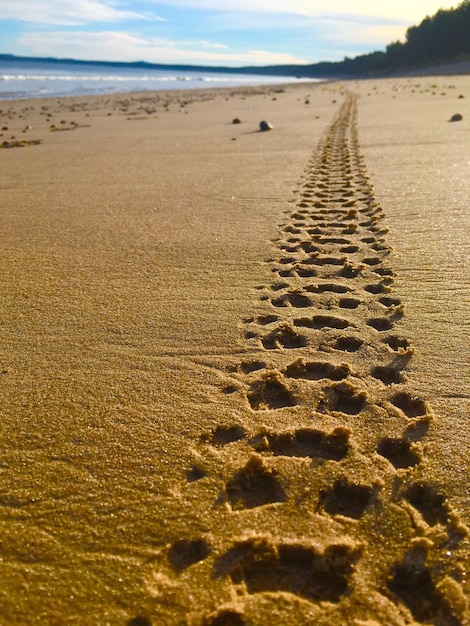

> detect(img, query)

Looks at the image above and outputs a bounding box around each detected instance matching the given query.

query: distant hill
[0,53,259,75]
[1,1,469,79]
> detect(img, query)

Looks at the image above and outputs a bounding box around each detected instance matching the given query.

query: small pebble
[259,120,273,131]
[232,118,241,124]
[449,113,463,122]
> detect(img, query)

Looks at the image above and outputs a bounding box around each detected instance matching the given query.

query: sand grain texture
[0,79,468,625]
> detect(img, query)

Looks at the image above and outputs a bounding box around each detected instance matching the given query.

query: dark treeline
[249,0,470,77]
[300,0,470,77]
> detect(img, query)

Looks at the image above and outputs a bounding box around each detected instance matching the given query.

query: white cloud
[152,0,459,23]
[190,40,229,50]
[2,0,458,27]
[317,17,407,47]
[0,0,161,25]
[17,30,308,65]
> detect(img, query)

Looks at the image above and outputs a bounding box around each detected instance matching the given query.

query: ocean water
[0,59,311,100]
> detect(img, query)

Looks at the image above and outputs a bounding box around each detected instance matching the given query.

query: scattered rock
[259,120,273,131]
[232,118,241,124]
[1,139,42,149]
[127,616,152,626]
[449,113,463,122]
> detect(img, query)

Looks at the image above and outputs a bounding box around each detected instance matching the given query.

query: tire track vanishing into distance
[143,94,469,626]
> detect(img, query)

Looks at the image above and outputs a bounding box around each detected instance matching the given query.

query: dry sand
[0,77,469,625]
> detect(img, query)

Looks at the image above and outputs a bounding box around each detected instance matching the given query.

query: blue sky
[0,1,461,67]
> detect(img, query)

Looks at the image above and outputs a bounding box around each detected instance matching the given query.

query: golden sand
[0,77,469,625]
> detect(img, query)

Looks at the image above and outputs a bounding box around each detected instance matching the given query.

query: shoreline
[0,60,318,102]
[0,76,468,625]
[1,56,469,104]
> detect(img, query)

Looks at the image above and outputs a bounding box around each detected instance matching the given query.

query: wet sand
[0,77,469,625]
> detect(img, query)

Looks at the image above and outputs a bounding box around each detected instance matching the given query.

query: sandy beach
[0,77,469,625]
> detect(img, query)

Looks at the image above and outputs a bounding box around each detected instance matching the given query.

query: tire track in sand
[145,95,469,626]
